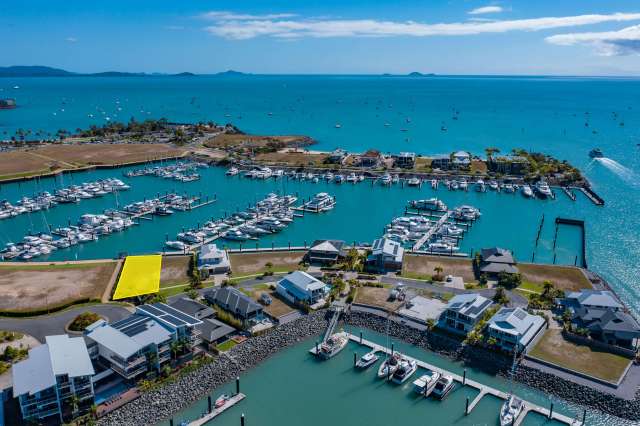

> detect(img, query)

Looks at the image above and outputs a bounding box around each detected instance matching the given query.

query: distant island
[381,72,437,77]
[0,66,248,78]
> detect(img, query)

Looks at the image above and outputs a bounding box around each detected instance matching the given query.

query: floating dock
[186,393,246,426]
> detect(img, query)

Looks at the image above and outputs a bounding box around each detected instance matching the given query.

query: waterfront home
[355,150,382,167]
[306,239,346,265]
[169,297,215,320]
[366,237,404,272]
[197,318,236,347]
[486,307,546,353]
[430,155,451,170]
[559,290,623,312]
[12,335,95,424]
[452,151,471,168]
[487,155,529,175]
[85,303,202,380]
[479,247,518,277]
[394,152,416,168]
[569,307,640,350]
[197,244,230,275]
[276,271,328,305]
[204,287,264,327]
[327,148,348,164]
[439,293,493,335]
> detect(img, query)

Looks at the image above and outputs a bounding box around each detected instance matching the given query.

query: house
[327,148,348,164]
[439,293,493,335]
[12,335,95,424]
[169,297,215,320]
[488,155,529,175]
[276,271,328,305]
[85,303,202,380]
[355,150,382,167]
[204,287,264,327]
[197,318,236,346]
[395,152,416,169]
[366,237,404,272]
[479,247,518,277]
[306,239,346,265]
[570,307,640,350]
[198,244,230,275]
[452,151,471,168]
[486,307,546,353]
[430,155,451,170]
[560,290,623,311]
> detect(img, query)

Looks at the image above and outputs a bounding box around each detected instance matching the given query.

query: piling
[463,369,466,385]
[391,343,394,356]
[359,331,363,344]
[236,376,240,394]
[241,413,245,426]
[582,409,586,425]
[354,352,357,367]
[208,395,212,413]
[465,397,469,415]
[549,402,553,419]
[169,420,174,426]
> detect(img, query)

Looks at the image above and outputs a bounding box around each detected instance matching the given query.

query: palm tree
[542,280,554,298]
[484,147,500,161]
[170,341,181,360]
[433,266,444,281]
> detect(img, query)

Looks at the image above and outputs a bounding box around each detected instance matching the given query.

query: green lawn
[528,330,631,383]
[400,271,432,281]
[517,281,545,294]
[216,340,237,352]
[0,262,113,271]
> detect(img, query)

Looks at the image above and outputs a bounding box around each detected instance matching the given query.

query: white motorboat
[318,332,349,360]
[303,193,335,212]
[222,230,250,241]
[489,180,499,191]
[380,174,392,185]
[407,177,420,186]
[431,179,438,189]
[346,173,358,183]
[500,395,525,426]
[391,358,418,384]
[410,198,447,212]
[413,370,441,396]
[432,375,455,400]
[377,353,402,379]
[427,242,458,253]
[355,351,379,369]
[521,185,533,198]
[459,179,468,191]
[475,179,486,192]
[334,174,344,184]
[165,240,186,250]
[535,180,553,198]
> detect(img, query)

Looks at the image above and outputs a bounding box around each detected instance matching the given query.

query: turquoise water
[157,328,625,426]
[2,75,640,308]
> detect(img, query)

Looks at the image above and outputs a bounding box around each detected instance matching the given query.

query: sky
[1,0,640,75]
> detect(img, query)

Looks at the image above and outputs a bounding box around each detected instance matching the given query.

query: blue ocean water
[0,76,639,310]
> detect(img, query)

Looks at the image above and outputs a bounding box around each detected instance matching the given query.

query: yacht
[521,185,533,198]
[226,167,239,176]
[589,148,604,159]
[407,177,421,186]
[428,242,458,253]
[504,184,515,193]
[432,375,455,400]
[380,174,392,185]
[535,180,553,198]
[165,241,186,250]
[475,179,486,192]
[303,193,336,212]
[377,353,402,379]
[431,179,438,189]
[489,180,499,191]
[459,179,468,191]
[391,358,418,384]
[346,173,358,183]
[318,332,349,360]
[355,351,379,369]
[413,370,441,396]
[409,198,447,212]
[334,174,344,184]
[222,229,250,241]
[500,395,525,426]
[391,175,399,184]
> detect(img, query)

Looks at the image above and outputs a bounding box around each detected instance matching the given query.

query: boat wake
[594,157,640,188]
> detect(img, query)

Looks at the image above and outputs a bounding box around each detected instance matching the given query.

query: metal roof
[566,290,623,310]
[205,287,263,318]
[197,318,235,342]
[488,307,545,347]
[445,293,492,319]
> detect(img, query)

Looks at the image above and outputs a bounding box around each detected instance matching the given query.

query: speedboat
[432,375,455,399]
[380,174,392,185]
[475,179,486,192]
[407,177,420,186]
[318,332,349,360]
[165,241,186,250]
[355,351,379,369]
[521,185,533,198]
[410,198,447,212]
[215,394,230,409]
[346,173,358,183]
[377,353,401,379]
[589,148,604,158]
[500,395,525,426]
[391,358,418,384]
[413,370,441,396]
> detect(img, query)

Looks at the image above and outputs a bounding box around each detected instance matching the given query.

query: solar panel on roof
[139,304,164,316]
[121,322,149,337]
[514,310,527,320]
[154,304,198,324]
[112,315,141,329]
[163,315,186,326]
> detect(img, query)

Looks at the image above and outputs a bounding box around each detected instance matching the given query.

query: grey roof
[488,307,545,347]
[565,290,622,310]
[480,262,519,274]
[573,307,640,335]
[137,303,202,328]
[205,287,263,318]
[199,244,230,267]
[279,271,325,293]
[445,293,493,319]
[13,335,94,397]
[481,247,515,264]
[309,239,345,255]
[169,297,212,318]
[371,238,404,262]
[88,315,173,359]
[197,318,235,342]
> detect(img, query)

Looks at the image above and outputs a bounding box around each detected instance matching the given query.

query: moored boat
[432,375,455,400]
[318,332,349,360]
[412,370,441,396]
[355,351,379,369]
[499,394,525,426]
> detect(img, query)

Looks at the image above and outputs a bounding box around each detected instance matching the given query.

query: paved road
[0,304,132,343]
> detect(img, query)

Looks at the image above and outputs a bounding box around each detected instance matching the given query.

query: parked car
[260,293,273,305]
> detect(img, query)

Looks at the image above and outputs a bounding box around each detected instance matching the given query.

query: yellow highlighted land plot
[112,255,162,300]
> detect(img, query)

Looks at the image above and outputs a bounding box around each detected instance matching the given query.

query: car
[260,293,273,305]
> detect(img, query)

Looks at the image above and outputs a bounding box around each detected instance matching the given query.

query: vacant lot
[205,133,310,149]
[230,252,305,276]
[242,284,297,318]
[254,151,329,167]
[0,262,117,312]
[519,263,591,292]
[160,255,191,288]
[355,287,403,312]
[528,329,631,383]
[402,255,476,282]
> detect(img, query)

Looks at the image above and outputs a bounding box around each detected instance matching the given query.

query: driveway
[0,304,132,343]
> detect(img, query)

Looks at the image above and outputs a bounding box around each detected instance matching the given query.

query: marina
[125,161,207,182]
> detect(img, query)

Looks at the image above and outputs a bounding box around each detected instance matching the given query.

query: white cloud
[203,12,640,40]
[468,6,504,15]
[65,37,78,43]
[201,11,297,21]
[546,24,640,55]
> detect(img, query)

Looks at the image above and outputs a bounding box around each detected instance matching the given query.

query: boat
[377,353,401,379]
[489,180,499,191]
[214,394,230,409]
[318,332,349,359]
[589,148,604,159]
[413,370,441,396]
[431,179,438,189]
[499,395,525,426]
[391,358,418,384]
[334,174,344,184]
[535,180,553,198]
[346,173,358,183]
[475,179,486,192]
[355,351,379,369]
[427,242,458,253]
[459,179,468,191]
[410,198,447,212]
[0,99,17,110]
[407,177,420,186]
[432,375,455,399]
[303,193,335,212]
[165,241,186,250]
[521,185,533,198]
[380,174,392,185]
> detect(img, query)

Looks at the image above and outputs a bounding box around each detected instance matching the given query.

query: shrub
[69,312,101,332]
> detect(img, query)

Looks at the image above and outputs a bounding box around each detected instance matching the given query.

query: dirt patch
[243,286,296,318]
[35,143,186,166]
[160,255,191,287]
[355,287,403,312]
[229,252,305,276]
[519,263,591,291]
[402,255,476,282]
[254,152,329,166]
[0,262,116,312]
[204,134,310,149]
[0,151,53,177]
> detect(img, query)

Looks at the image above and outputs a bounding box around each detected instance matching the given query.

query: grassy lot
[229,252,305,276]
[160,255,191,288]
[519,263,591,292]
[254,151,329,166]
[528,330,631,383]
[241,284,297,318]
[470,160,488,174]
[517,281,546,294]
[355,287,403,311]
[413,288,455,302]
[216,340,238,352]
[402,255,476,283]
[204,133,309,149]
[413,157,432,171]
[0,262,117,313]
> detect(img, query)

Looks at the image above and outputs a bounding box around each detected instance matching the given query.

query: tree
[492,287,509,305]
[487,337,498,347]
[497,272,521,289]
[345,248,360,270]
[264,262,274,276]
[189,268,202,289]
[433,265,444,281]
[485,147,500,161]
[187,289,199,300]
[542,280,554,298]
[426,318,436,330]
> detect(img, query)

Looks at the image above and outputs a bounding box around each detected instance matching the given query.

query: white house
[452,150,471,168]
[486,307,546,353]
[276,271,328,304]
[439,293,493,335]
[197,244,230,274]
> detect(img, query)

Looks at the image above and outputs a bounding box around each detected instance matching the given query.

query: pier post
[549,402,553,419]
[272,242,274,251]
[169,420,174,426]
[354,352,357,367]
[316,341,319,357]
[391,343,394,356]
[582,409,586,425]
[360,331,363,344]
[463,369,466,385]
[236,376,240,394]
[465,397,469,415]
[241,414,245,426]
[208,395,212,413]
[288,242,291,250]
